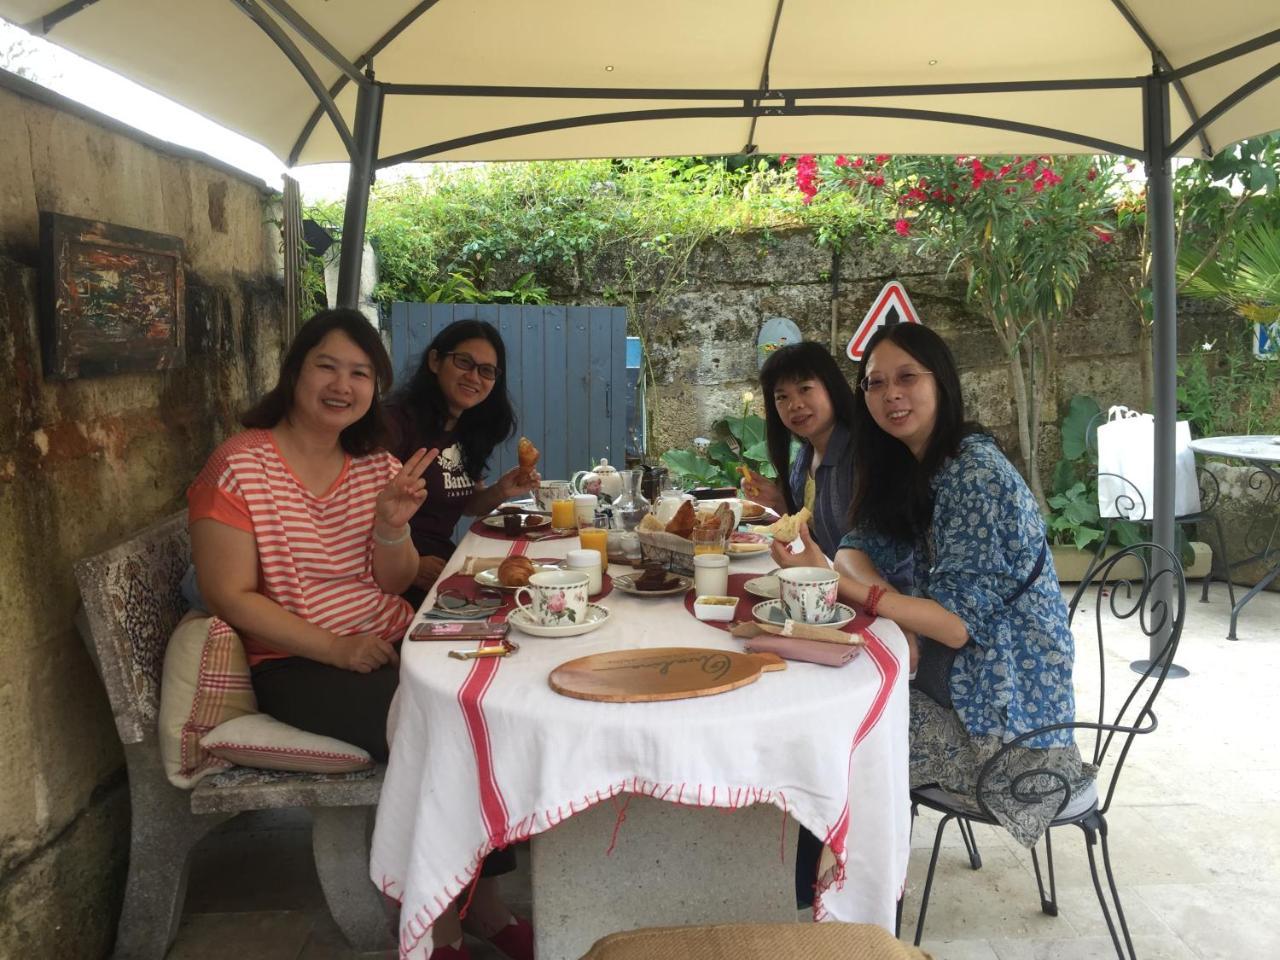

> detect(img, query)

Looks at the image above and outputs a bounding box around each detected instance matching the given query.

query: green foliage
[1178,218,1280,326]
[1178,346,1280,439]
[660,407,780,488]
[303,158,869,311]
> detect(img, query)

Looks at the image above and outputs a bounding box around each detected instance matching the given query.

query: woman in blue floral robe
[774,324,1091,848]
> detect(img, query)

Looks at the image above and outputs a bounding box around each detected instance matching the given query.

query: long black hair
[758,341,860,514]
[848,324,987,542]
[392,319,516,480]
[241,308,392,456]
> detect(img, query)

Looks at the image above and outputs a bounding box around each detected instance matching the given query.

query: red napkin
[743,635,862,667]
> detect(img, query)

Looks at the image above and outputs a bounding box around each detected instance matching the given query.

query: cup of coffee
[514,570,590,626]
[776,566,840,624]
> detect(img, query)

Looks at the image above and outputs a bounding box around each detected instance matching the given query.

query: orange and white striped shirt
[188,429,413,666]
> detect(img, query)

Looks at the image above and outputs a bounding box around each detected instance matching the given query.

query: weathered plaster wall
[0,74,283,958]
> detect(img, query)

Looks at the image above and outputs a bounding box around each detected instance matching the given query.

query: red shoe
[428,944,472,960]
[484,916,534,960]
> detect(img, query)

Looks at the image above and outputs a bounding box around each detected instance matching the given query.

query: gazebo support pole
[1137,72,1188,678]
[336,79,384,310]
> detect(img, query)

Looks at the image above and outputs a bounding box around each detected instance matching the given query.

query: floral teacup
[514,570,589,626]
[776,566,840,624]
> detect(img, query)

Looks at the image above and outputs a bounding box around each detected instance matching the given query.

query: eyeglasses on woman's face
[859,368,930,394]
[444,351,500,381]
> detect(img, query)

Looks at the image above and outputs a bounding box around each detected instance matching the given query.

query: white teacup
[535,480,572,513]
[776,566,840,624]
[514,570,590,626]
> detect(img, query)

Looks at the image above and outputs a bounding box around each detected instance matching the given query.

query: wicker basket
[636,530,697,575]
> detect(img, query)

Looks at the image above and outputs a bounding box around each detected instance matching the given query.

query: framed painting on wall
[39,212,185,379]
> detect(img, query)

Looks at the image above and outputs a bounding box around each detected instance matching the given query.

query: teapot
[572,458,624,500]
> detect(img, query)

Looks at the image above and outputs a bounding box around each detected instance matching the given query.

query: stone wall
[0,71,284,958]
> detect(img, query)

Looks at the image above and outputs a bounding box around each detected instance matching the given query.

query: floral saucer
[751,599,856,630]
[507,603,611,638]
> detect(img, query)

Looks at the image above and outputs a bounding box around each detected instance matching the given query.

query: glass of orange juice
[550,498,576,531]
[579,519,610,570]
[692,525,726,556]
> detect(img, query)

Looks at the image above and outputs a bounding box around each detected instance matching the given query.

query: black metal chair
[1068,412,1234,615]
[904,542,1186,959]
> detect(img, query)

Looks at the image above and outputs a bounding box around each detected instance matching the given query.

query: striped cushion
[200,713,373,773]
[159,616,257,788]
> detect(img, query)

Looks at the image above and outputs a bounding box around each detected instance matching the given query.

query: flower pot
[1051,542,1211,584]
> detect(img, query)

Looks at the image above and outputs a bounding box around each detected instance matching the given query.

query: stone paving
[166,583,1279,960]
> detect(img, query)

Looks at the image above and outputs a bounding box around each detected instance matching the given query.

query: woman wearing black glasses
[386,320,540,606]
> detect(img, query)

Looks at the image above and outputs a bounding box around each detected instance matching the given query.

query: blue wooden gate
[389,303,630,485]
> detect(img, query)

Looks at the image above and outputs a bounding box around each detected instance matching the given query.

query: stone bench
[74,512,391,959]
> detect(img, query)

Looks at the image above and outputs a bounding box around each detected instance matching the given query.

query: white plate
[613,573,693,597]
[508,602,611,637]
[743,575,780,600]
[727,542,771,558]
[474,563,560,590]
[751,599,856,630]
[482,513,551,531]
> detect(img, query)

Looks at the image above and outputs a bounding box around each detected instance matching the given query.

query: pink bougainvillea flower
[894,219,911,236]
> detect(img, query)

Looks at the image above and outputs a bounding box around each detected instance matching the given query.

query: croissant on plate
[498,555,536,587]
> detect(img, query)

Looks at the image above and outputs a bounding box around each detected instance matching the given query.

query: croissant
[664,499,696,539]
[515,437,540,484]
[498,555,536,587]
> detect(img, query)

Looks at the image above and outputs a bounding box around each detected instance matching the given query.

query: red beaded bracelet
[864,584,886,618]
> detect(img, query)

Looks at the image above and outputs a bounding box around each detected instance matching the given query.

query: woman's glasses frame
[859,368,930,394]
[444,351,501,382]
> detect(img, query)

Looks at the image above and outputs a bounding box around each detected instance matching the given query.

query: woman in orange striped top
[189,309,435,752]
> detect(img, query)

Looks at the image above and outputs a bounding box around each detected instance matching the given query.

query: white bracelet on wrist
[373,524,411,546]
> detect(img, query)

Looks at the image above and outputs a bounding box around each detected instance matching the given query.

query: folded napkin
[743,635,862,667]
[460,556,506,575]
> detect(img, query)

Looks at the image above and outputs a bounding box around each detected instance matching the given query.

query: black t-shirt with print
[386,402,477,559]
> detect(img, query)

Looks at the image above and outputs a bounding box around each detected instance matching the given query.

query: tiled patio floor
[167,583,1279,960]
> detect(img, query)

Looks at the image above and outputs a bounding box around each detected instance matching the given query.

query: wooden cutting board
[549,646,786,703]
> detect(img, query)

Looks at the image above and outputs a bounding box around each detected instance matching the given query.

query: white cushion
[200,713,373,774]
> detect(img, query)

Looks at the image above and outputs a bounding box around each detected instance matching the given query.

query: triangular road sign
[846,281,920,361]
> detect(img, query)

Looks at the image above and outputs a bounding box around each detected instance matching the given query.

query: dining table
[369,513,911,960]
[1188,435,1280,640]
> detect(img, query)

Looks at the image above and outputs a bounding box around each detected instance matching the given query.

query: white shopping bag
[1096,406,1201,520]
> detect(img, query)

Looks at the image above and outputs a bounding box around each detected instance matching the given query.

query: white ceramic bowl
[692,595,738,622]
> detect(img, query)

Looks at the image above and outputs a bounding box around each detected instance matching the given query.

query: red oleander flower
[867,173,885,187]
[894,219,911,236]
[1086,168,1098,181]
[875,154,890,164]
[779,154,790,163]
[835,155,849,167]
[853,156,865,167]
[1092,226,1114,243]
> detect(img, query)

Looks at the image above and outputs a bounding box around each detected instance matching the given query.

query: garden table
[370,525,910,959]
[1189,435,1280,640]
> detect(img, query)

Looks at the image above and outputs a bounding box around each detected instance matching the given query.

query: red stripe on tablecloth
[457,538,528,845]
[826,626,901,858]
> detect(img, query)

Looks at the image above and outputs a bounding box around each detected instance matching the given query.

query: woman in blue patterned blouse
[773,323,1091,849]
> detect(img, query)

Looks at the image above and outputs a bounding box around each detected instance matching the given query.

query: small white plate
[508,603,611,638]
[613,573,693,597]
[751,599,856,630]
[474,563,560,590]
[743,575,780,600]
[727,541,771,558]
[482,513,551,531]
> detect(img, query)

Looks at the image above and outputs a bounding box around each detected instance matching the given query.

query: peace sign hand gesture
[375,447,438,530]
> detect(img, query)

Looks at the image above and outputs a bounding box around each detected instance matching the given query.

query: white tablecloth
[370,530,910,959]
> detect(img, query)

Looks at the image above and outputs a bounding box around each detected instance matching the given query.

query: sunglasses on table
[444,351,501,382]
